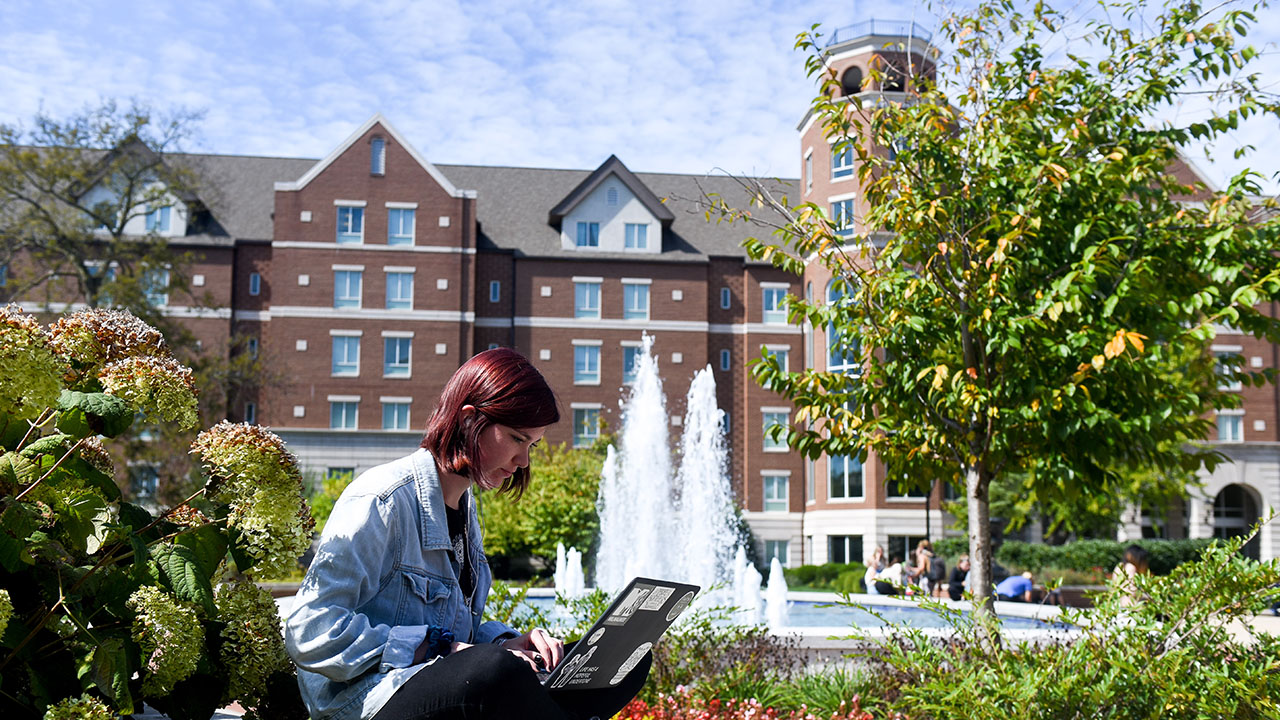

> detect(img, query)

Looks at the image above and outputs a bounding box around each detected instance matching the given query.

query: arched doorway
[1212,484,1260,560]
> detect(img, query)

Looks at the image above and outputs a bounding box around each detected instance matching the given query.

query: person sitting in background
[864,546,886,595]
[908,540,933,593]
[995,571,1034,602]
[875,555,905,596]
[1114,544,1150,607]
[928,551,948,598]
[948,555,971,601]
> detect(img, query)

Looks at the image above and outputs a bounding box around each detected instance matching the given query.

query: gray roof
[171,152,796,260]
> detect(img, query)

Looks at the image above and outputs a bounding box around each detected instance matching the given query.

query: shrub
[997,538,1214,574]
[783,562,868,591]
[0,307,312,720]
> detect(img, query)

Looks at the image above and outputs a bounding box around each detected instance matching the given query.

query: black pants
[371,642,651,720]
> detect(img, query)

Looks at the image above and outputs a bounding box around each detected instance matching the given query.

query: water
[594,334,742,595]
[765,557,791,630]
[553,543,585,597]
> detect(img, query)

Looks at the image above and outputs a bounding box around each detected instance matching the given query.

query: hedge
[996,538,1214,575]
[783,562,870,593]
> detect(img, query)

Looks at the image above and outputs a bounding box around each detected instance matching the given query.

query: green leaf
[62,490,109,555]
[0,502,39,572]
[83,637,134,715]
[63,455,122,502]
[56,390,133,438]
[0,413,29,452]
[55,407,94,440]
[0,451,39,489]
[19,433,73,459]
[153,541,217,616]
[174,523,227,579]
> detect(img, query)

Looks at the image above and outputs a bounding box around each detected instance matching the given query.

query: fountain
[765,557,791,630]
[594,334,741,594]
[553,542,586,597]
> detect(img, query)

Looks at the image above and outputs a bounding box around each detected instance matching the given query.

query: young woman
[286,348,650,720]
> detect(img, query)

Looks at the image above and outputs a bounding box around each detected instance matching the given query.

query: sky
[1,0,1276,191]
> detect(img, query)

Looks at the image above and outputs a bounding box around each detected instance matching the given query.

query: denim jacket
[285,449,518,720]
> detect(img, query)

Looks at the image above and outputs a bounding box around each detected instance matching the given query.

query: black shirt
[444,498,475,602]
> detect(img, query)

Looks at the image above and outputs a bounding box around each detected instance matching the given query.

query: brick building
[4,23,1275,565]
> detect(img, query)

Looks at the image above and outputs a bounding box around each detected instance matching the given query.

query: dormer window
[576,222,599,248]
[371,137,386,176]
[146,205,171,233]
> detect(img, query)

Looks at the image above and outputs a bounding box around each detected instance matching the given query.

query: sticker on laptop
[587,627,606,645]
[639,586,674,611]
[609,642,653,686]
[603,584,654,626]
[666,591,695,622]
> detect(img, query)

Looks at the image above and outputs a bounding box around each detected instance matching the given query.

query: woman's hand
[500,627,564,671]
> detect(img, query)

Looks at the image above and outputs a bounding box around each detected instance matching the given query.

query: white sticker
[609,642,653,686]
[588,627,606,645]
[639,586,674,611]
[604,585,653,626]
[666,591,695,622]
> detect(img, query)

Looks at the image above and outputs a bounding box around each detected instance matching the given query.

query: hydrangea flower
[48,308,168,379]
[126,586,204,695]
[190,422,314,578]
[0,589,12,638]
[77,437,115,476]
[42,695,113,720]
[0,304,65,420]
[215,580,290,704]
[99,354,199,430]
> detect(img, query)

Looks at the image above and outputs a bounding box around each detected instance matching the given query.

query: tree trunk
[965,463,993,615]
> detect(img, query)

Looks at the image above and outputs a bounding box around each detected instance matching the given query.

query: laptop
[539,577,700,691]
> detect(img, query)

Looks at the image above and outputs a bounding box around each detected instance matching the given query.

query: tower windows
[841,67,863,96]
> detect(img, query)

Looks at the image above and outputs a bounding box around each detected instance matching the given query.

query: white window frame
[336,203,365,245]
[804,147,814,194]
[334,267,363,309]
[761,283,789,325]
[762,408,790,452]
[330,330,362,377]
[328,396,360,430]
[621,341,643,385]
[1217,409,1244,443]
[571,403,602,448]
[764,540,790,567]
[831,197,855,237]
[381,396,412,430]
[831,142,854,179]
[622,278,651,321]
[572,341,602,385]
[385,268,414,310]
[243,402,256,425]
[143,266,170,307]
[1213,346,1244,392]
[574,278,602,319]
[382,332,413,378]
[624,223,649,250]
[828,454,865,501]
[762,472,791,513]
[386,206,416,246]
[575,221,599,248]
[146,205,172,234]
[763,344,790,372]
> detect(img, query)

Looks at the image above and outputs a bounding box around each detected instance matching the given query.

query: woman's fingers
[528,628,565,668]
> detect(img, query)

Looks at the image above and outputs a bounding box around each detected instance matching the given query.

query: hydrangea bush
[0,306,313,720]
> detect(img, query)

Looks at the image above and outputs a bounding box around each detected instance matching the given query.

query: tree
[0,101,274,505]
[480,440,608,575]
[728,0,1280,614]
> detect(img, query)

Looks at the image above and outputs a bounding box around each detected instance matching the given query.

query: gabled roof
[547,154,675,229]
[272,113,474,199]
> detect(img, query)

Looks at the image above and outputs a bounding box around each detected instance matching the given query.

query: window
[246,337,259,359]
[625,223,648,249]
[805,153,813,192]
[622,345,642,384]
[1214,350,1242,391]
[623,283,650,320]
[574,345,601,385]
[764,346,789,372]
[828,281,860,372]
[575,222,599,248]
[763,411,788,451]
[131,464,159,498]
[720,349,731,371]
[337,206,364,244]
[886,472,928,498]
[383,337,411,377]
[143,267,169,307]
[489,280,501,303]
[334,270,362,308]
[387,208,415,245]
[807,459,815,502]
[330,401,359,430]
[888,535,927,562]
[1218,412,1243,443]
[382,401,411,430]
[145,205,171,233]
[249,272,261,296]
[763,474,789,512]
[331,336,360,376]
[841,66,864,96]
[832,143,854,178]
[764,540,790,567]
[828,535,862,565]
[574,281,601,319]
[371,137,386,175]
[243,402,256,425]
[762,286,787,324]
[720,287,731,309]
[573,407,601,448]
[831,198,855,237]
[385,271,413,309]
[829,455,863,499]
